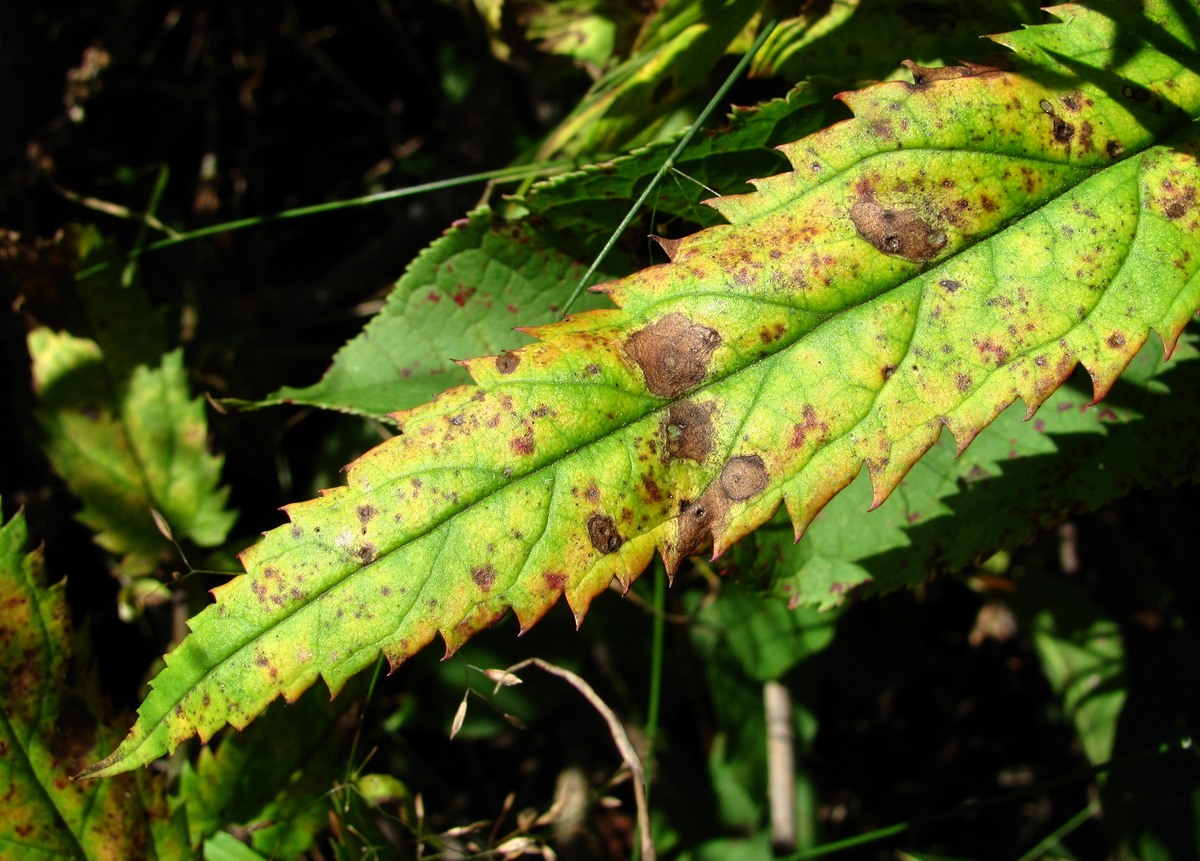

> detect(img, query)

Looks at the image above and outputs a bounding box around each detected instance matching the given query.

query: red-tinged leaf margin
[82,2,1200,778]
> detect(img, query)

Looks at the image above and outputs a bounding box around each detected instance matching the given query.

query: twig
[500,658,654,861]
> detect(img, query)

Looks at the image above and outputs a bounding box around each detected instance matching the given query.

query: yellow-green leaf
[0,503,189,858]
[86,1,1200,778]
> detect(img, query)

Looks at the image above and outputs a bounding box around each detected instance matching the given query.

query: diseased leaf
[263,85,834,419]
[86,2,1200,778]
[0,503,190,858]
[740,331,1200,609]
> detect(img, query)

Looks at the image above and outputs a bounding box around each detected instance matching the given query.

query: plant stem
[559,16,782,317]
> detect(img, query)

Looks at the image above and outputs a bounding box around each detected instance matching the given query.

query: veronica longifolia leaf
[86,1,1200,777]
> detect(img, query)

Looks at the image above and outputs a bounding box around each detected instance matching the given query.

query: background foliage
[2,1,1198,859]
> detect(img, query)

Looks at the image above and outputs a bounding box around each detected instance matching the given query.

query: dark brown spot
[584,482,600,502]
[624,313,722,397]
[495,352,520,374]
[850,200,947,262]
[357,504,377,525]
[355,543,377,564]
[662,400,716,462]
[472,565,496,591]
[939,279,961,292]
[1107,332,1126,349]
[587,513,623,554]
[719,455,768,501]
[1106,140,1124,159]
[1052,117,1074,144]
[510,433,535,455]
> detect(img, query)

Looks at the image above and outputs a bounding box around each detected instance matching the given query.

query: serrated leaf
[0,503,190,858]
[179,685,351,857]
[262,86,833,420]
[261,212,613,418]
[86,2,1200,778]
[30,331,236,574]
[741,331,1200,609]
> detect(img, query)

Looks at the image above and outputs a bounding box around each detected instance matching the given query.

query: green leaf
[179,685,353,857]
[536,0,767,158]
[262,211,613,418]
[740,331,1200,609]
[1012,576,1127,767]
[0,503,190,859]
[263,85,834,420]
[31,332,236,574]
[86,2,1200,777]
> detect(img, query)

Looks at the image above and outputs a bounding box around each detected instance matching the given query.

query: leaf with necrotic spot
[83,1,1200,778]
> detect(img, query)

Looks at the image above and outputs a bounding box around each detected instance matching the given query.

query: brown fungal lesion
[850,199,948,262]
[587,513,623,554]
[624,313,722,397]
[662,400,716,463]
[495,351,520,374]
[667,454,771,569]
[719,455,768,501]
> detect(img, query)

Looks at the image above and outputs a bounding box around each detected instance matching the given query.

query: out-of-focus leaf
[0,503,190,859]
[752,0,1045,84]
[536,0,767,158]
[30,330,236,575]
[202,832,269,861]
[179,684,353,858]
[1012,576,1127,766]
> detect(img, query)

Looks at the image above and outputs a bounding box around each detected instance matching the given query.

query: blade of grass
[74,160,576,280]
[559,16,781,317]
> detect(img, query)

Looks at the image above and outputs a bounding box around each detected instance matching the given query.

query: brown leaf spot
[510,433,535,455]
[355,543,377,564]
[719,455,768,501]
[495,351,520,374]
[1107,331,1126,349]
[676,499,713,558]
[624,313,722,397]
[955,372,972,392]
[850,199,947,262]
[544,571,568,591]
[587,513,623,554]
[472,565,496,591]
[1106,140,1124,159]
[662,400,715,462]
[789,405,829,449]
[357,504,377,525]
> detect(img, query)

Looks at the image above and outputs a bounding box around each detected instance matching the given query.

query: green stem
[559,15,782,317]
[75,160,575,280]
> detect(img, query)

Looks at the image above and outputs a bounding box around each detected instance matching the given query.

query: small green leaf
[30,332,236,574]
[0,503,189,858]
[180,685,350,857]
[1013,576,1128,766]
[86,2,1200,777]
